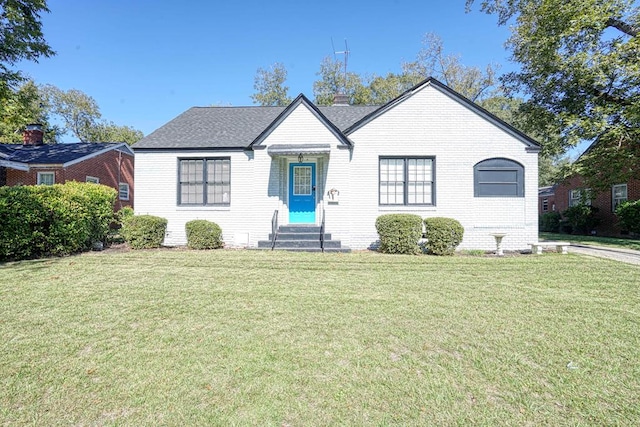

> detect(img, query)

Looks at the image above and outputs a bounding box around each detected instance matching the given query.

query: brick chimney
[23,123,44,146]
[332,93,350,106]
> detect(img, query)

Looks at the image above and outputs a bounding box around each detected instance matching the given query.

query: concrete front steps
[257,225,350,253]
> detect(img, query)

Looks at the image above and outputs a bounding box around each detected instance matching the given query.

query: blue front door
[289,163,316,223]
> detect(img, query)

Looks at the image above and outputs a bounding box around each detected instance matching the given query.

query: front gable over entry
[250,94,352,151]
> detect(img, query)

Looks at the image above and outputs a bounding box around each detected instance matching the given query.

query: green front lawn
[1,249,639,425]
[540,232,640,251]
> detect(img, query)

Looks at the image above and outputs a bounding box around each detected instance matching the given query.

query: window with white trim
[86,176,99,184]
[119,183,130,201]
[178,158,230,206]
[37,172,55,185]
[379,157,434,205]
[569,188,592,207]
[612,184,627,211]
[474,158,524,197]
[542,198,549,212]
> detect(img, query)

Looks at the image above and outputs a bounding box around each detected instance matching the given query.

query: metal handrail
[271,209,278,250]
[320,208,326,253]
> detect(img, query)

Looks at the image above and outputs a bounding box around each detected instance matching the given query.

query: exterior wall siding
[135,103,348,247]
[344,85,538,250]
[135,83,539,251]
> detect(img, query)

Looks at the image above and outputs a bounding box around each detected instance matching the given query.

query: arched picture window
[474,158,524,197]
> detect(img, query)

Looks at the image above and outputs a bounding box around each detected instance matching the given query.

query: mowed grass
[540,232,640,251]
[1,249,639,426]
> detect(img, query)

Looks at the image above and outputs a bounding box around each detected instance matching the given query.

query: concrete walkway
[567,244,640,266]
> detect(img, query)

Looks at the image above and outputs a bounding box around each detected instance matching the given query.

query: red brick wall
[5,149,134,209]
[544,176,640,236]
[538,193,557,215]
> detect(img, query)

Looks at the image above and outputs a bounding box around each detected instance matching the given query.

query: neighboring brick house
[0,124,134,209]
[545,175,640,235]
[538,185,557,215]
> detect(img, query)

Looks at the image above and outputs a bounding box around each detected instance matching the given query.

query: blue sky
[18,0,514,141]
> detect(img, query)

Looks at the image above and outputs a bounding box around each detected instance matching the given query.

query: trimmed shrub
[615,200,640,234]
[108,206,135,244]
[562,204,601,235]
[539,211,561,232]
[116,206,135,224]
[423,217,464,256]
[121,215,167,249]
[0,182,116,260]
[375,214,423,255]
[185,219,224,249]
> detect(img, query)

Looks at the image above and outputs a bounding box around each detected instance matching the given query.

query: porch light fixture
[298,153,304,163]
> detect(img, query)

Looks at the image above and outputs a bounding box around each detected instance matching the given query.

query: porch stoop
[257,225,350,253]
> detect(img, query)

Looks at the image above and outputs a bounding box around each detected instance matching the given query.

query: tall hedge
[121,215,167,249]
[562,204,601,235]
[615,200,640,234]
[539,211,561,232]
[423,217,464,256]
[375,214,423,254]
[0,182,117,260]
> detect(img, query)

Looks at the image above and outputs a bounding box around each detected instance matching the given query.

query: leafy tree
[538,154,570,187]
[313,57,369,106]
[402,33,498,102]
[40,85,101,142]
[0,80,61,143]
[40,84,143,143]
[0,0,54,100]
[365,72,420,105]
[250,62,292,106]
[467,0,640,187]
[312,33,499,106]
[84,121,143,145]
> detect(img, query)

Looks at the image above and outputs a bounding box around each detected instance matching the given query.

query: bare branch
[605,17,638,37]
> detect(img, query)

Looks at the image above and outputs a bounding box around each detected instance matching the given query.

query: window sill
[177,205,231,211]
[379,206,437,212]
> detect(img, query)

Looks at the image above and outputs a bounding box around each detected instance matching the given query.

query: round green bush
[375,214,423,255]
[121,215,167,249]
[185,219,224,249]
[423,217,464,256]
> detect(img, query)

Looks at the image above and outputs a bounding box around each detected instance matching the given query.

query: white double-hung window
[612,184,628,211]
[379,157,434,206]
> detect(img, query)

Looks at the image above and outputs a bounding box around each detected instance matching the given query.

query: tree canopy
[0,0,54,99]
[0,80,61,142]
[41,85,101,142]
[250,62,292,106]
[1,83,143,145]
[467,0,640,187]
[41,85,143,144]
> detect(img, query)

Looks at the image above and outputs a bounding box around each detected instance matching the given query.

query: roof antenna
[331,38,350,94]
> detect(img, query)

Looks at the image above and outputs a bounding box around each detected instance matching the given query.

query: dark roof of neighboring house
[538,185,557,197]
[132,104,380,150]
[0,142,133,166]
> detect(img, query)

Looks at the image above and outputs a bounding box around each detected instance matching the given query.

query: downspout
[117,150,122,210]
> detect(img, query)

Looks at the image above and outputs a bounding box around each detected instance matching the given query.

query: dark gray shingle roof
[132,104,380,150]
[0,142,128,165]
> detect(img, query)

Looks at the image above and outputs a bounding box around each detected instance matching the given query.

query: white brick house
[133,78,540,251]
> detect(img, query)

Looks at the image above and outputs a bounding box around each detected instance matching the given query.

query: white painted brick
[135,83,538,251]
